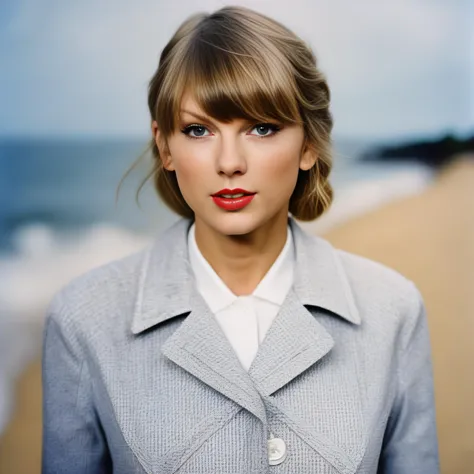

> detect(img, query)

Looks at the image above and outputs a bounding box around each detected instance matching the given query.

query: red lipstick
[211,188,256,211]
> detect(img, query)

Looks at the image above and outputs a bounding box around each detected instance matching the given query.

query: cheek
[257,147,301,188]
[171,149,211,201]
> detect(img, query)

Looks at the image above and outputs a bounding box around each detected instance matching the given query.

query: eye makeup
[180,123,282,140]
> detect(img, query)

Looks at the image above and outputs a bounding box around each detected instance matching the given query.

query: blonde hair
[132,6,334,221]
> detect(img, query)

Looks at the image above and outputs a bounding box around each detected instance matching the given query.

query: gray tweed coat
[41,217,439,473]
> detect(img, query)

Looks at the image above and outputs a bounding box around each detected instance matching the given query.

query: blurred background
[0,0,472,472]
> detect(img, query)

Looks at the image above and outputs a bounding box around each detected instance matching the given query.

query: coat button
[268,436,287,465]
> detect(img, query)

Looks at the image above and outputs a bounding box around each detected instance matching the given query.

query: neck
[193,211,289,296]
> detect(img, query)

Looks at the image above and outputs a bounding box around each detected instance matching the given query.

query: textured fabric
[187,222,294,371]
[41,217,440,474]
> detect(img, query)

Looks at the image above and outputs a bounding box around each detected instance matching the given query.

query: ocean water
[0,136,434,433]
[0,137,177,253]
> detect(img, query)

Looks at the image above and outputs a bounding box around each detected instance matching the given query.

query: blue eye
[181,124,210,138]
[250,123,281,137]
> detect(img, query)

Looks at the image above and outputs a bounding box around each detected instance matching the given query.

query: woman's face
[153,92,316,237]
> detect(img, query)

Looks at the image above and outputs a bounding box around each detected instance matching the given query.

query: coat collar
[131,216,360,335]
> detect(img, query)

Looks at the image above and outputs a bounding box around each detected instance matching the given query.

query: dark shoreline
[359,133,474,169]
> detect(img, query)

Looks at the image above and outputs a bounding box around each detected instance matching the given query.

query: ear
[151,120,174,171]
[299,140,318,171]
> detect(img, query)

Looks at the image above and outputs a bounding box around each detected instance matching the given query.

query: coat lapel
[131,218,267,425]
[160,290,268,424]
[131,216,361,418]
[248,218,361,395]
[248,289,335,395]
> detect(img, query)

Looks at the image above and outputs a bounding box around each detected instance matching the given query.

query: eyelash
[180,123,282,140]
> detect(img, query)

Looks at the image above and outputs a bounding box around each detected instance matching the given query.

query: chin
[207,211,263,237]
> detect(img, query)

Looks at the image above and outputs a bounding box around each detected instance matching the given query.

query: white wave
[0,223,152,433]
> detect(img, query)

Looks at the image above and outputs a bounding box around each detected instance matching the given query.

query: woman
[42,6,439,473]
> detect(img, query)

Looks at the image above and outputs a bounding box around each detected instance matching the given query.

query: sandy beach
[0,155,472,473]
[323,155,474,473]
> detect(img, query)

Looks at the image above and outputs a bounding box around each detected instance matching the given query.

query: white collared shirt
[188,223,295,371]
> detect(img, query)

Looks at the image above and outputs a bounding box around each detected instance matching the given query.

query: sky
[0,0,472,141]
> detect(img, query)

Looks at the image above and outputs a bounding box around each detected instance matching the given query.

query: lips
[211,188,255,198]
[211,188,256,211]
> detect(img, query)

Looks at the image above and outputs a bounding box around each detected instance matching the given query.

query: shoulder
[44,241,153,338]
[336,247,421,306]
[331,243,425,342]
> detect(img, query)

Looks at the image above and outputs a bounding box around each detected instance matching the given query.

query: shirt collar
[187,222,294,313]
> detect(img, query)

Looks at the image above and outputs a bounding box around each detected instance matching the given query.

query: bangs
[155,17,304,137]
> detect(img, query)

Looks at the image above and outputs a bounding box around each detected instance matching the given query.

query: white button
[268,437,287,465]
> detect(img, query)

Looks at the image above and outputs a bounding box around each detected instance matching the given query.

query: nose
[215,133,247,177]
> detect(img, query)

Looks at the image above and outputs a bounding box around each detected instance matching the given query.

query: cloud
[0,0,471,139]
